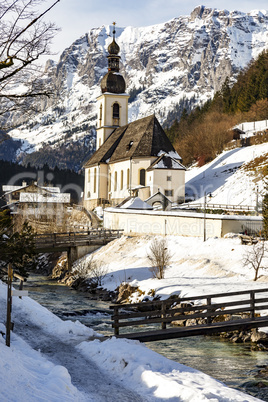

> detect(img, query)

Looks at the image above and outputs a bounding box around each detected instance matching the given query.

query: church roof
[84,115,180,167]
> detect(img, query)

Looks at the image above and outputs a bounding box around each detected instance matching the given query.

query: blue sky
[45,0,268,59]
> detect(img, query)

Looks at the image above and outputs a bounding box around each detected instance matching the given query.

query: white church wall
[108,158,155,200]
[147,169,185,202]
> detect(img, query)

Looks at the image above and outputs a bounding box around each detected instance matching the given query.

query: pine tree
[0,213,36,276]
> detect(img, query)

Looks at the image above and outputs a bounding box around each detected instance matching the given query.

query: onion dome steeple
[100,22,126,94]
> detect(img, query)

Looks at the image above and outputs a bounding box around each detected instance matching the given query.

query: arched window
[120,170,124,190]
[114,171,117,191]
[99,104,102,125]
[139,168,145,186]
[127,168,130,187]
[108,173,111,192]
[94,168,97,193]
[113,103,120,125]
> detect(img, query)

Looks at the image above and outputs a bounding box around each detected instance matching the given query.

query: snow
[2,130,268,400]
[76,235,268,307]
[121,197,153,210]
[0,324,83,402]
[6,9,268,157]
[78,337,259,402]
[185,142,268,206]
[0,265,262,401]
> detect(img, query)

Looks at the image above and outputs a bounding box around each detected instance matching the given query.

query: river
[20,274,268,401]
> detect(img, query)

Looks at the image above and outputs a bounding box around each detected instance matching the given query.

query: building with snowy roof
[2,182,70,225]
[83,24,186,209]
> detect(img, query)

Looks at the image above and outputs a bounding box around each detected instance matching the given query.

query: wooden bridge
[110,288,268,342]
[34,229,123,269]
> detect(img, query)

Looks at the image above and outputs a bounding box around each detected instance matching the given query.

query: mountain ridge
[3,6,268,170]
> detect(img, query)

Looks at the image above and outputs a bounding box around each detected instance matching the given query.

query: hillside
[185,141,268,207]
[167,50,268,166]
[2,6,268,170]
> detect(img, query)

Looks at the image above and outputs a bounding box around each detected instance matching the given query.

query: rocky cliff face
[5,6,268,169]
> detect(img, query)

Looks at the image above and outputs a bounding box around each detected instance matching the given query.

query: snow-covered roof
[119,197,153,210]
[147,153,186,171]
[233,119,268,139]
[2,183,60,195]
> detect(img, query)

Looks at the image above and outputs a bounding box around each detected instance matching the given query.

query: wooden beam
[116,317,268,342]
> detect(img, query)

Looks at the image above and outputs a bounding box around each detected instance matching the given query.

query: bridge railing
[34,229,124,247]
[110,288,268,336]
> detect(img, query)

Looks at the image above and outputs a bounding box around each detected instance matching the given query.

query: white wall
[148,169,185,202]
[104,208,263,238]
[236,120,268,133]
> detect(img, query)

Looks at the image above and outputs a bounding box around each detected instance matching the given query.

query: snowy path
[9,305,146,402]
[12,319,145,402]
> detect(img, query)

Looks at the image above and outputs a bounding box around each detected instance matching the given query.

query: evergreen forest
[166,50,268,166]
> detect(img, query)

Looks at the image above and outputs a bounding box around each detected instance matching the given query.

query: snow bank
[76,235,268,304]
[78,337,260,402]
[0,282,97,341]
[0,322,86,402]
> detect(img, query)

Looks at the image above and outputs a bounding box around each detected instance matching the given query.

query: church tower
[96,23,129,150]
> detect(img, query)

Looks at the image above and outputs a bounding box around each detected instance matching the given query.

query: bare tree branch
[0,0,60,128]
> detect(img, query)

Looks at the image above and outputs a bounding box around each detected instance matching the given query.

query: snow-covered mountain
[5,6,268,168]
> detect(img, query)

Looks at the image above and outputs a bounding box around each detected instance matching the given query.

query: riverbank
[49,235,268,347]
[0,276,264,402]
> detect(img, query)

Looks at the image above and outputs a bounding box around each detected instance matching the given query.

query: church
[83,25,186,210]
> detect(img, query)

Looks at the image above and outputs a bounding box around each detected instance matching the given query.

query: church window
[94,168,97,193]
[114,171,117,191]
[113,103,120,125]
[167,176,172,181]
[108,173,111,192]
[139,168,145,186]
[120,170,124,190]
[99,104,102,124]
[88,170,90,182]
[127,168,130,187]
[165,190,173,197]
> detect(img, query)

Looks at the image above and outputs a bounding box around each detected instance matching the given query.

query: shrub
[148,237,171,279]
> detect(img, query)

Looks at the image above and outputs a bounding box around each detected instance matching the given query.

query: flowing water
[19,274,268,401]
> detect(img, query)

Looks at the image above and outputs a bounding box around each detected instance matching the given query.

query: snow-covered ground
[0,260,263,402]
[185,142,268,206]
[76,235,268,305]
[1,138,268,400]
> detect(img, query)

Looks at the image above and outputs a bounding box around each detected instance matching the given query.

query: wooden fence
[110,288,268,342]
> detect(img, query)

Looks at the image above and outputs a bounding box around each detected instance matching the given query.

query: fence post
[6,263,13,347]
[250,291,255,319]
[161,302,166,330]
[207,297,212,324]
[113,306,119,336]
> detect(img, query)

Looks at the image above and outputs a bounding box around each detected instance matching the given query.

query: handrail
[110,288,268,336]
[33,229,124,248]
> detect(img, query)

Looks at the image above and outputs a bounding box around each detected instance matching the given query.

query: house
[83,24,186,210]
[2,182,70,222]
